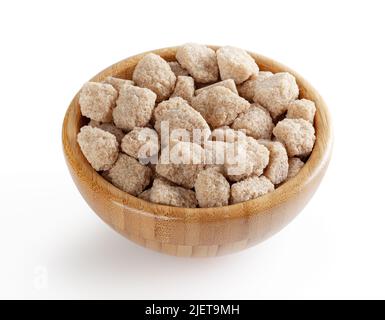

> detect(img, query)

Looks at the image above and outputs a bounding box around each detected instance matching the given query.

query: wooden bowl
[62,46,332,257]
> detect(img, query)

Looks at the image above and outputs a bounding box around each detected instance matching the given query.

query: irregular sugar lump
[286,99,316,124]
[79,82,117,123]
[88,120,125,144]
[195,167,230,208]
[273,118,316,157]
[133,53,176,102]
[217,46,259,84]
[150,177,198,208]
[168,61,189,77]
[231,104,274,140]
[258,140,289,185]
[105,153,152,196]
[113,84,156,131]
[103,76,134,92]
[155,141,205,189]
[191,86,250,128]
[154,97,210,145]
[77,126,119,171]
[171,76,195,103]
[253,72,299,119]
[176,43,218,83]
[287,157,305,179]
[237,71,273,101]
[121,127,159,160]
[231,175,274,204]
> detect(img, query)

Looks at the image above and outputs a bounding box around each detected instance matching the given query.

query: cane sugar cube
[225,137,270,182]
[171,76,195,103]
[121,127,159,160]
[231,175,274,204]
[217,46,259,84]
[273,118,316,157]
[105,153,152,196]
[259,140,289,185]
[176,43,219,83]
[191,86,250,128]
[287,99,316,124]
[133,53,176,102]
[156,141,205,189]
[154,97,210,145]
[150,177,198,208]
[79,82,117,122]
[253,72,299,119]
[287,157,305,179]
[88,120,125,144]
[237,71,273,101]
[195,168,230,207]
[168,61,189,77]
[77,126,119,171]
[104,76,134,92]
[113,84,156,131]
[232,104,274,140]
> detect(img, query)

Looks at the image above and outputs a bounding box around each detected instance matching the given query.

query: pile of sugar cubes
[77,43,316,208]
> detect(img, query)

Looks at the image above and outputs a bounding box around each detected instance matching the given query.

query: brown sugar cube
[287,99,316,124]
[210,126,247,143]
[132,53,176,102]
[195,79,238,95]
[112,84,156,131]
[79,82,118,122]
[203,140,251,174]
[273,118,316,157]
[287,157,305,179]
[154,97,210,145]
[209,128,260,177]
[121,127,159,160]
[103,76,134,92]
[216,46,259,84]
[77,125,119,171]
[138,189,152,201]
[156,141,205,189]
[253,72,299,119]
[195,168,230,208]
[258,140,288,185]
[231,175,274,204]
[171,76,195,103]
[150,177,198,208]
[225,137,270,182]
[203,140,228,172]
[168,61,189,77]
[191,86,250,128]
[237,71,273,101]
[88,120,125,144]
[105,153,152,196]
[231,104,274,140]
[176,43,219,83]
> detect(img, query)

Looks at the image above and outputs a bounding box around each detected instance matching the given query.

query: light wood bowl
[62,46,332,257]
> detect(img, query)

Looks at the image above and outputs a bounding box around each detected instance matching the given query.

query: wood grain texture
[62,46,333,257]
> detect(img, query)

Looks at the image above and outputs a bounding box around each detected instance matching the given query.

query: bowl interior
[62,46,332,222]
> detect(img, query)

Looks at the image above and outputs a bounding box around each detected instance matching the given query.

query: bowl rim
[62,45,333,222]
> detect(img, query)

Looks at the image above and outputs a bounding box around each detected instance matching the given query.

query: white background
[1,0,385,299]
